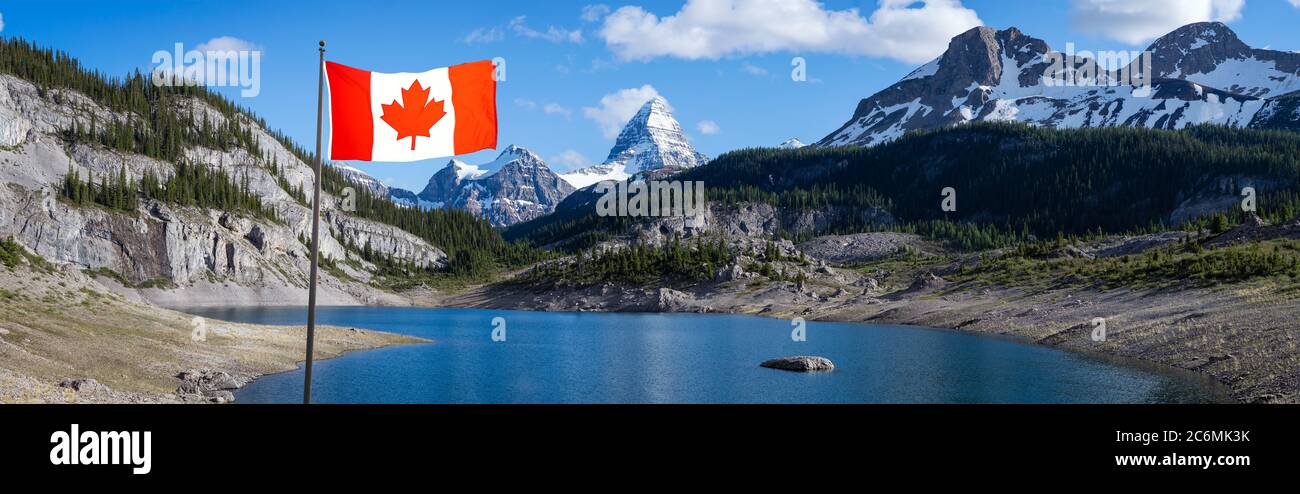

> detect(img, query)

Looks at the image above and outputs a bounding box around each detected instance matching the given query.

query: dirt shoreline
[0,265,425,404]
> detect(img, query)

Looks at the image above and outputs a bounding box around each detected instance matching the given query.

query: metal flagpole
[303,40,326,404]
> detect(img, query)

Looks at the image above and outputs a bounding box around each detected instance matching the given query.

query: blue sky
[2,0,1299,191]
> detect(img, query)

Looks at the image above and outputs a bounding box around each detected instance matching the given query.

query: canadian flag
[325,60,497,162]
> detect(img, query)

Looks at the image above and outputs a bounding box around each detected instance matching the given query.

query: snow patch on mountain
[901,57,942,82]
[778,138,807,149]
[448,159,488,180]
[559,163,631,189]
[1181,57,1299,98]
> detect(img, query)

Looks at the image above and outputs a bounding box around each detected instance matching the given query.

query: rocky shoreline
[433,274,1295,404]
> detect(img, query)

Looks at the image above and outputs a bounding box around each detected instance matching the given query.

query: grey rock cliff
[0,73,446,306]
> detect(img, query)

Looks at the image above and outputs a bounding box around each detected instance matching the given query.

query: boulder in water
[760,356,834,372]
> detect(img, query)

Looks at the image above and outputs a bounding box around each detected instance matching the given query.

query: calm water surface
[178,306,1228,404]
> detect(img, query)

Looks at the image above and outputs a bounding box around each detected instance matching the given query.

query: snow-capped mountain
[396,145,575,227]
[333,164,388,196]
[817,22,1300,147]
[1148,22,1299,98]
[560,97,708,188]
[778,138,807,149]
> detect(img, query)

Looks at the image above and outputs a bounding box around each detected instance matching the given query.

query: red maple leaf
[380,80,446,151]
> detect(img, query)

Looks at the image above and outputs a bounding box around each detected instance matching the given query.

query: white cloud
[1070,0,1245,44]
[582,4,611,22]
[697,120,721,134]
[543,102,573,118]
[462,26,505,44]
[510,16,584,43]
[740,62,768,76]
[552,149,593,170]
[0,13,6,33]
[518,99,574,119]
[597,0,983,64]
[584,84,665,139]
[587,58,616,73]
[195,36,259,53]
[1290,0,1300,8]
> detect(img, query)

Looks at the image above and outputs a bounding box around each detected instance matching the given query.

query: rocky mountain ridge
[817,22,1300,147]
[389,145,575,227]
[391,95,710,226]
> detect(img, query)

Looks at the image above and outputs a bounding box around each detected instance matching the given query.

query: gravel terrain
[0,263,424,403]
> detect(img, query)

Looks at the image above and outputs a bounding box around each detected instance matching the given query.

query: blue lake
[179,306,1228,404]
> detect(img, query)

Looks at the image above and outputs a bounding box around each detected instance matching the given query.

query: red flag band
[325,60,497,161]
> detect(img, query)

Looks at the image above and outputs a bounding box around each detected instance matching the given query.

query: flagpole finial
[319,40,326,49]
